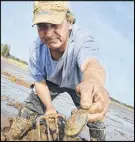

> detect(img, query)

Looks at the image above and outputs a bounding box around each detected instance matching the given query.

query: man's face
[37,19,71,50]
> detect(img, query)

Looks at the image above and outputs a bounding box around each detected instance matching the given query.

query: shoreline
[1,56,28,71]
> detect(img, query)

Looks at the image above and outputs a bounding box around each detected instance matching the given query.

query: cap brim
[32,11,66,27]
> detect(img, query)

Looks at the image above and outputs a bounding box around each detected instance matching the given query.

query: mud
[1,95,23,110]
[1,57,134,141]
[1,115,83,141]
[2,117,33,140]
[1,94,83,141]
[2,71,30,88]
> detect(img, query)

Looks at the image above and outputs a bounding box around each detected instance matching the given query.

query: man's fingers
[80,89,93,109]
[81,100,92,109]
[80,91,93,109]
[89,87,110,114]
[76,82,94,109]
[88,108,107,122]
[88,101,110,122]
[88,89,105,113]
[88,101,105,114]
[87,113,104,122]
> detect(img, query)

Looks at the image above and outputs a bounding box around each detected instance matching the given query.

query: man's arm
[76,58,111,122]
[35,80,56,114]
[81,58,106,86]
[28,39,57,115]
[76,58,106,108]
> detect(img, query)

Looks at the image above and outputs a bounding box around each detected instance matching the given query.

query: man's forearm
[35,80,53,109]
[82,59,106,86]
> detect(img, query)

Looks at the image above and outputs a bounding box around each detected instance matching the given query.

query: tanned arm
[76,58,108,110]
[76,58,111,122]
[35,80,55,111]
[81,58,106,87]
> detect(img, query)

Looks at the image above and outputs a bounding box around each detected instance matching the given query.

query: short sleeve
[77,36,100,69]
[28,42,45,82]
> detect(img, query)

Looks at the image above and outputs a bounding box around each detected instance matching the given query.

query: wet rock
[3,117,33,141]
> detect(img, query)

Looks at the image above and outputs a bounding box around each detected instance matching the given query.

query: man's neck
[50,49,64,61]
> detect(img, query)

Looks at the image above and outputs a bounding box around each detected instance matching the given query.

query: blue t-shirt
[28,24,100,89]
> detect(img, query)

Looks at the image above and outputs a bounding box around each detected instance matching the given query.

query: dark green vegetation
[1,43,10,57]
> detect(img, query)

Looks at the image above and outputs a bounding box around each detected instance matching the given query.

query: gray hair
[66,10,76,24]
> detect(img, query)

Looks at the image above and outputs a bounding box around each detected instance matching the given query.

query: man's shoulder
[29,37,46,53]
[31,37,43,49]
[29,37,47,60]
[72,24,95,43]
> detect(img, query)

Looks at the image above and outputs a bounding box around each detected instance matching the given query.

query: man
[5,1,111,141]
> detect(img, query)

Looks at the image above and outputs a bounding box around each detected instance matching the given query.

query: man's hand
[35,80,57,116]
[45,105,57,116]
[76,80,111,122]
[76,58,111,122]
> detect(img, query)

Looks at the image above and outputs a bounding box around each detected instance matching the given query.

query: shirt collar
[69,24,77,43]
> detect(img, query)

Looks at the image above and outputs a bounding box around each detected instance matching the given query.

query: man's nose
[45,26,54,38]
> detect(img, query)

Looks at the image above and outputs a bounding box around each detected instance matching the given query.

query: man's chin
[47,44,61,50]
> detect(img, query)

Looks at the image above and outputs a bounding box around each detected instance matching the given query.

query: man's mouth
[47,39,58,44]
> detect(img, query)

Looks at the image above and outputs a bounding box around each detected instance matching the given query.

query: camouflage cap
[32,1,69,26]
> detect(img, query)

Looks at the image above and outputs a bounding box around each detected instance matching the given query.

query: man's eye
[38,25,44,28]
[37,24,46,28]
[52,24,58,28]
[37,25,42,28]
